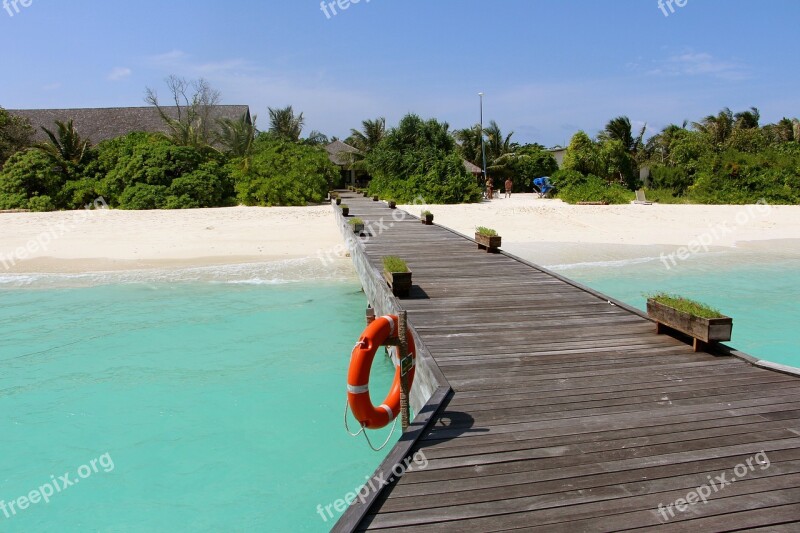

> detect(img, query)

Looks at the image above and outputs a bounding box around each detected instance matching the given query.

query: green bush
[557,175,634,204]
[230,136,336,206]
[365,114,482,204]
[649,166,694,195]
[642,188,690,204]
[166,162,232,208]
[118,183,169,210]
[687,148,800,204]
[57,178,99,210]
[94,134,209,206]
[27,195,56,212]
[0,149,67,209]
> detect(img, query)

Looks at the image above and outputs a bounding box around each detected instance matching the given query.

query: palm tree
[453,124,483,166]
[347,118,386,152]
[693,108,735,145]
[216,113,256,158]
[646,121,688,164]
[599,116,646,153]
[734,107,760,130]
[483,120,515,163]
[268,106,304,141]
[305,130,329,146]
[40,120,90,173]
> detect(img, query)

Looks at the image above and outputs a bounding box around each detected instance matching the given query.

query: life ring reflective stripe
[347,315,416,430]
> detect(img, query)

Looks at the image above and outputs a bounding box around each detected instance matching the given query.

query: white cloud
[108,67,132,81]
[647,50,749,81]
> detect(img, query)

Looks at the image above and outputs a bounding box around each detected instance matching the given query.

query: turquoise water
[0,264,397,531]
[548,249,800,369]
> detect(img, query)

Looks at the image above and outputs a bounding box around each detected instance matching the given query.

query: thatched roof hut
[8,105,251,144]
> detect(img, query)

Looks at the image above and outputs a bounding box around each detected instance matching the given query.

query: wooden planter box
[475,233,501,252]
[383,270,412,297]
[647,298,733,352]
[388,201,397,209]
[335,198,342,205]
[351,223,364,234]
[422,214,433,225]
[341,207,349,217]
[373,196,379,201]
[363,192,370,198]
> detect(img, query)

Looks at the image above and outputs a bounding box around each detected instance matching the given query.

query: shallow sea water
[0,260,397,531]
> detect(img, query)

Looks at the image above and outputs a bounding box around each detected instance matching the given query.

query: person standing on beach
[505,178,513,198]
[485,177,494,200]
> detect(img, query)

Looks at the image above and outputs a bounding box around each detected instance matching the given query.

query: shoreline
[1,198,799,275]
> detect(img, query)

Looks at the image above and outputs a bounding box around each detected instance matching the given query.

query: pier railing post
[399,311,410,431]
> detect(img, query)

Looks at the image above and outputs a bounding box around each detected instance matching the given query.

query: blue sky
[1,0,798,146]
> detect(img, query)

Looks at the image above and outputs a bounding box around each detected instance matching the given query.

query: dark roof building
[463,159,482,176]
[325,140,362,167]
[8,105,251,144]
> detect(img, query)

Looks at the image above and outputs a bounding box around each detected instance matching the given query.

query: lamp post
[479,92,487,186]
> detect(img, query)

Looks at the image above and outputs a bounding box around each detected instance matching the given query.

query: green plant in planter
[475,226,501,252]
[421,210,434,224]
[348,217,365,234]
[382,256,412,297]
[646,293,724,319]
[382,256,409,273]
[646,292,731,352]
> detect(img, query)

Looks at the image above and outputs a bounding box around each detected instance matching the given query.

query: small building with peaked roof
[8,105,252,144]
[326,140,370,187]
[463,159,482,177]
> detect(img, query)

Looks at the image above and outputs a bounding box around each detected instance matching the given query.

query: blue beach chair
[533,177,553,198]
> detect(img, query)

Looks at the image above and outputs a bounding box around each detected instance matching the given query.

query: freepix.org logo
[3,0,34,18]
[658,0,688,18]
[320,0,371,20]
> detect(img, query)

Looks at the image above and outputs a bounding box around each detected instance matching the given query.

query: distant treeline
[553,110,800,204]
[2,80,798,210]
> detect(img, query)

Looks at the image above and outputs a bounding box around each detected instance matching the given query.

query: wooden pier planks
[335,194,800,532]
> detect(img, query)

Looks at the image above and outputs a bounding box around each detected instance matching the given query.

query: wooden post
[398,311,410,431]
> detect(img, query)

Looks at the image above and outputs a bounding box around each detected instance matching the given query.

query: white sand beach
[402,195,800,267]
[2,196,800,273]
[0,206,343,273]
[402,194,800,247]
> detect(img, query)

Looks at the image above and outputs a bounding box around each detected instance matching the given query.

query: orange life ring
[347,315,416,429]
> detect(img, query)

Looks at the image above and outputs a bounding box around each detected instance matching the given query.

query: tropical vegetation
[555,107,800,204]
[2,88,799,211]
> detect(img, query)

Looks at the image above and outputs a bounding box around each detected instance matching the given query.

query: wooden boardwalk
[335,193,800,532]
